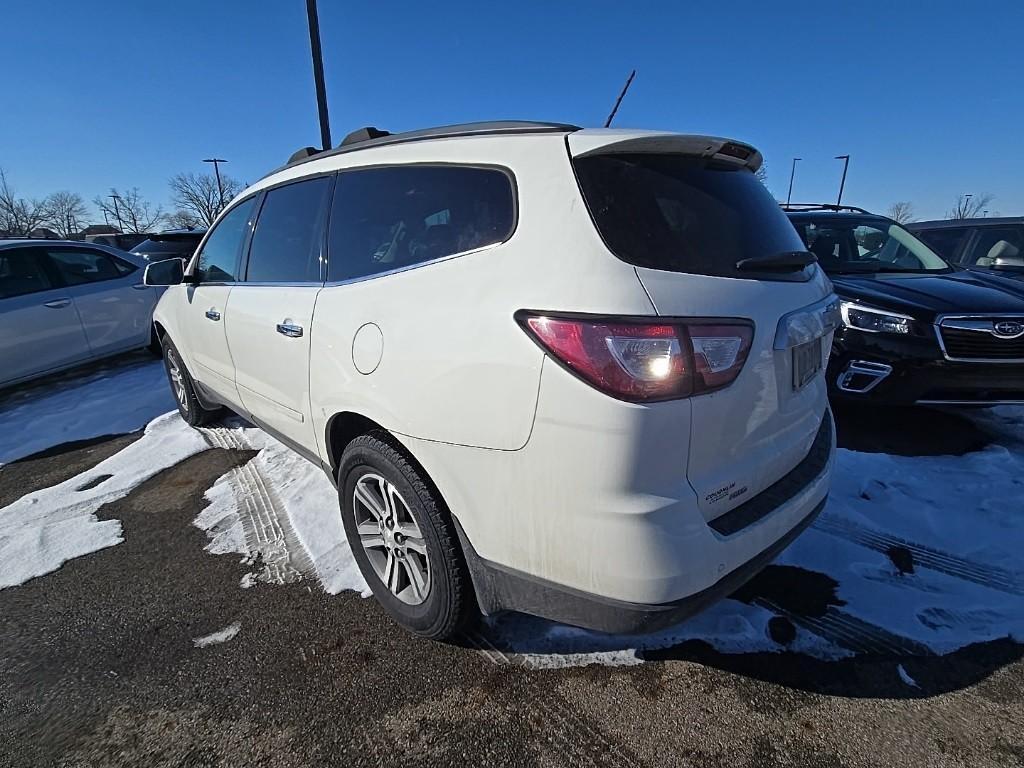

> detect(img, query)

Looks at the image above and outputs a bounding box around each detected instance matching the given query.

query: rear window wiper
[735,251,816,272]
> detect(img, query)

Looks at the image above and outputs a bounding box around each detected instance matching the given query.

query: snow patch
[0,412,209,589]
[193,622,241,648]
[897,664,919,688]
[193,423,367,596]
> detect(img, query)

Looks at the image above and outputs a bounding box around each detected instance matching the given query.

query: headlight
[840,301,913,335]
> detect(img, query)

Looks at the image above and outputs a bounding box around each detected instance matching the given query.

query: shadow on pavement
[832,402,994,456]
[642,636,1024,700]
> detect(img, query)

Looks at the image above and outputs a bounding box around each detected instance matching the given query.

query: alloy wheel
[352,473,430,605]
[167,350,189,412]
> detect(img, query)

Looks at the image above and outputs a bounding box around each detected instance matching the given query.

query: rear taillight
[518,313,753,402]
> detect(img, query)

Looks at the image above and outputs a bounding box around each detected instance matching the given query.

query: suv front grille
[940,326,1024,361]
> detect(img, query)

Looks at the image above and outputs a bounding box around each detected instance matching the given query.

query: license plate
[792,337,822,390]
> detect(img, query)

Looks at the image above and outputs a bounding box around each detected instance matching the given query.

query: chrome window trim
[323,240,504,288]
[934,313,1024,364]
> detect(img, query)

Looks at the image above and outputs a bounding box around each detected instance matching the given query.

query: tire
[338,432,474,640]
[162,338,221,427]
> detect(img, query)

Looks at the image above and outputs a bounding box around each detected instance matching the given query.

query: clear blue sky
[2,0,1021,222]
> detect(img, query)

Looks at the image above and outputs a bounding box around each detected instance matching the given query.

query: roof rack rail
[780,202,873,215]
[276,120,580,173]
[340,126,390,146]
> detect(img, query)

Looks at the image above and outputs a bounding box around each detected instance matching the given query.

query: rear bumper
[828,330,1024,405]
[456,496,827,634]
[445,409,834,634]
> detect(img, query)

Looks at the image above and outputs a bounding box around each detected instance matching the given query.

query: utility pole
[108,193,124,232]
[835,155,850,207]
[203,158,227,210]
[786,157,801,205]
[306,0,332,150]
[604,70,636,128]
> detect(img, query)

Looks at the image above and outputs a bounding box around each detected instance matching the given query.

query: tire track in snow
[201,425,314,585]
[461,631,641,768]
[813,514,1024,596]
[753,598,934,657]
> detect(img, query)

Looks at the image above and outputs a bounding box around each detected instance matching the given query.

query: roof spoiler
[569,134,763,173]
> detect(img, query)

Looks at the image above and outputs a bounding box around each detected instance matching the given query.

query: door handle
[43,298,72,309]
[276,322,303,338]
[205,309,221,321]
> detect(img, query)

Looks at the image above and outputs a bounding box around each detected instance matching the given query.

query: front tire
[162,338,221,427]
[338,433,474,640]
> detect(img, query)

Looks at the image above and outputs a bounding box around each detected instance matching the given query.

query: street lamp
[108,193,124,232]
[835,155,850,207]
[306,0,332,150]
[203,158,227,209]
[786,157,801,205]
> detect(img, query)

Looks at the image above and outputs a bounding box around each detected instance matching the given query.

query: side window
[327,165,515,282]
[0,248,54,299]
[245,176,332,283]
[194,197,257,283]
[915,227,968,262]
[46,248,133,286]
[963,227,1024,266]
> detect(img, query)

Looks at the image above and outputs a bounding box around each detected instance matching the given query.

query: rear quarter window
[327,165,515,283]
[573,153,808,279]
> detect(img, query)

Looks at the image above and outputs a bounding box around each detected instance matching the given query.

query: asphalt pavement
[1,408,1022,767]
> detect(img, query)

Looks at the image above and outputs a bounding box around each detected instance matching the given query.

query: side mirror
[143,258,185,286]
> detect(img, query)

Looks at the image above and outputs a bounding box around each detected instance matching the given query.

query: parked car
[132,229,206,262]
[146,121,838,639]
[85,232,151,251]
[0,240,161,389]
[909,217,1024,280]
[785,205,1024,405]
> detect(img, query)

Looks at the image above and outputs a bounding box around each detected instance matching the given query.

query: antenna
[604,70,636,128]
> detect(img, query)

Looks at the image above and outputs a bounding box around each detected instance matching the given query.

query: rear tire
[338,433,474,640]
[162,338,221,427]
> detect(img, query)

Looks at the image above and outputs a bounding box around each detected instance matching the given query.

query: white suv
[146,121,839,639]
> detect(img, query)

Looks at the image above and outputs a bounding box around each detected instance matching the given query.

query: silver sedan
[0,240,163,388]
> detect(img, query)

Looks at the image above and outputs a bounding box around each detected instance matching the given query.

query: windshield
[789,217,950,274]
[573,153,810,279]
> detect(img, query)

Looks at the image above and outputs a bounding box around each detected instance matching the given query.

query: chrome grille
[939,322,1024,361]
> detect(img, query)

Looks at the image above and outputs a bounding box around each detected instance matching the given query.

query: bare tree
[165,209,204,230]
[887,201,915,224]
[755,162,768,186]
[947,193,994,220]
[45,191,90,238]
[0,168,52,236]
[93,188,163,233]
[169,172,243,227]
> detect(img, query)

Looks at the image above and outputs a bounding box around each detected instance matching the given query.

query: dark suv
[909,217,1024,279]
[785,205,1024,406]
[131,229,206,263]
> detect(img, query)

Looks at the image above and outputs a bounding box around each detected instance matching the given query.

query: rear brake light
[519,313,753,402]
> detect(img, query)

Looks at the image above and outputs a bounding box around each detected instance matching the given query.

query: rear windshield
[573,153,808,278]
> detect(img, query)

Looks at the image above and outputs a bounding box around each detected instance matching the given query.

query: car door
[43,246,155,357]
[225,175,333,452]
[178,196,259,407]
[0,246,91,386]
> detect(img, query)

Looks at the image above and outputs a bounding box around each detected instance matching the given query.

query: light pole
[835,155,850,207]
[786,157,801,205]
[203,158,227,209]
[306,0,332,150]
[108,193,124,232]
